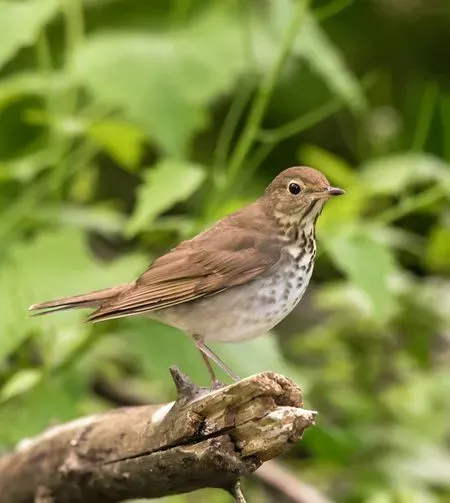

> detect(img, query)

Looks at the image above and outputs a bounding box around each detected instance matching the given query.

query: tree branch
[0,369,316,503]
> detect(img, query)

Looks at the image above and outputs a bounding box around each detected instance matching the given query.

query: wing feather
[89,202,283,322]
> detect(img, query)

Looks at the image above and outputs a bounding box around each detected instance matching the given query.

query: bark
[0,369,316,503]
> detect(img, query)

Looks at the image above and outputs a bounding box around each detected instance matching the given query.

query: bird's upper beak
[326,186,345,196]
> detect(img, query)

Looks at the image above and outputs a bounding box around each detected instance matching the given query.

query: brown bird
[29,167,344,385]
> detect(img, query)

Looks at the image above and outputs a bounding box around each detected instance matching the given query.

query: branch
[0,369,316,503]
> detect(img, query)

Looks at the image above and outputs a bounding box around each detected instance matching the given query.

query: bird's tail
[28,283,131,316]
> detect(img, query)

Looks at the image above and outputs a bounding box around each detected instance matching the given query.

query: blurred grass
[1,0,450,502]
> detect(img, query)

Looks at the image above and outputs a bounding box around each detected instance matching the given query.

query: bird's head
[264,166,344,232]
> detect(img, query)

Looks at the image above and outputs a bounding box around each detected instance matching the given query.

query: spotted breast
[154,232,316,343]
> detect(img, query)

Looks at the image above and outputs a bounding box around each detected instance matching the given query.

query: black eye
[288,182,301,195]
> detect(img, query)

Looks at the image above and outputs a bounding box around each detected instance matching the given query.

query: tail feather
[29,283,131,317]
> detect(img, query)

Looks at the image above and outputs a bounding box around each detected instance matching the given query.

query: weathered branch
[0,369,316,503]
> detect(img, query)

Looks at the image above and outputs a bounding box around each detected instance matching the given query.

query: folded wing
[88,228,282,322]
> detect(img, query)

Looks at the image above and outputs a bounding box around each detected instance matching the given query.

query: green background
[1,0,450,502]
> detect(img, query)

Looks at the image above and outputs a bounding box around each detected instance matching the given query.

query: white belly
[155,250,315,343]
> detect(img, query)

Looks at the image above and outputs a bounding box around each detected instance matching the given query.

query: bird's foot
[210,379,226,390]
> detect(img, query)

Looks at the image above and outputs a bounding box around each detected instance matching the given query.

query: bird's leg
[196,344,222,389]
[193,337,240,387]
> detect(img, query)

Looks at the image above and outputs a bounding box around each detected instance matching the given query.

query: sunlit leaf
[299,145,357,187]
[0,0,58,70]
[127,160,206,236]
[360,153,450,195]
[0,374,85,447]
[367,489,439,503]
[0,229,147,362]
[88,119,145,170]
[300,145,364,227]
[213,335,307,386]
[323,225,398,321]
[0,73,54,111]
[73,9,245,156]
[426,222,450,273]
[115,319,306,391]
[0,369,42,402]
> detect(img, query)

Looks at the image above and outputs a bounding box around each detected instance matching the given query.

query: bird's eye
[288,182,301,195]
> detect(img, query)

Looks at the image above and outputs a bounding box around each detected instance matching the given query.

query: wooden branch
[0,369,316,503]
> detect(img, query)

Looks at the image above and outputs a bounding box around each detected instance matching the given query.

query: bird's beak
[326,186,345,196]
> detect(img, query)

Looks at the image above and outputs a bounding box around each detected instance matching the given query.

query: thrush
[30,167,344,385]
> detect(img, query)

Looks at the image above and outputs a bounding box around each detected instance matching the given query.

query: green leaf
[0,73,53,111]
[119,320,208,388]
[116,319,306,391]
[213,336,307,387]
[296,16,367,114]
[0,369,42,402]
[0,229,147,362]
[323,225,398,321]
[366,489,439,503]
[299,145,357,187]
[299,145,364,227]
[360,153,450,195]
[127,160,206,236]
[426,222,450,273]
[73,9,245,156]
[265,0,366,113]
[0,0,59,70]
[0,374,85,447]
[88,119,145,170]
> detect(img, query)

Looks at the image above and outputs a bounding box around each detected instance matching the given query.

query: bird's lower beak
[326,186,345,196]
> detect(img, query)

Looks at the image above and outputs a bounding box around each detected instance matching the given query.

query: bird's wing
[88,227,282,322]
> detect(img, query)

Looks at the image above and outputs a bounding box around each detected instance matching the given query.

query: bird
[29,166,344,386]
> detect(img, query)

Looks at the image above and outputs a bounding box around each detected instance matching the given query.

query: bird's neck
[272,211,317,246]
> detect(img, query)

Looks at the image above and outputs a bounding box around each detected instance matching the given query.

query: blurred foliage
[0,0,450,502]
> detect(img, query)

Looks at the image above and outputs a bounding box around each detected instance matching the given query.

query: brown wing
[88,202,282,322]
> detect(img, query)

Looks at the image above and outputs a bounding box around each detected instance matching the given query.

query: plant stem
[213,0,258,172]
[314,0,355,21]
[213,80,255,170]
[61,0,84,112]
[258,97,343,144]
[412,81,439,152]
[50,0,85,197]
[226,0,310,182]
[0,142,98,245]
[440,95,450,163]
[377,185,446,225]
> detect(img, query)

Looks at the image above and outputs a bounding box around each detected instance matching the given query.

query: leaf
[72,9,245,156]
[360,153,450,195]
[295,16,367,114]
[0,0,59,70]
[0,374,85,447]
[88,119,145,170]
[0,73,53,111]
[299,145,364,227]
[264,0,366,113]
[0,148,54,182]
[323,225,398,321]
[426,222,450,273]
[0,369,42,402]
[0,229,147,363]
[366,489,439,503]
[116,319,306,391]
[299,145,357,187]
[126,160,206,236]
[212,336,307,387]
[120,320,208,388]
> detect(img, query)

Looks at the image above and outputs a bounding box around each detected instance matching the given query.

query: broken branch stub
[0,370,316,503]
